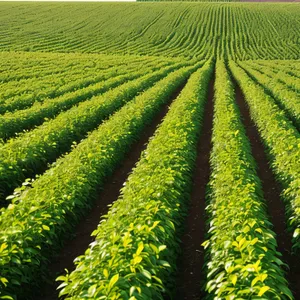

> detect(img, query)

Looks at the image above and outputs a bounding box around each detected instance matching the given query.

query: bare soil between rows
[234,78,300,299]
[35,81,187,300]
[174,76,215,300]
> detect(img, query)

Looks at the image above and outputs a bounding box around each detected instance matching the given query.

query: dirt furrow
[174,77,215,300]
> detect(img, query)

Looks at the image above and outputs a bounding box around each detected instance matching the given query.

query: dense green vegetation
[56,61,213,299]
[0,63,199,298]
[230,61,300,253]
[203,61,292,299]
[0,3,299,60]
[0,2,299,300]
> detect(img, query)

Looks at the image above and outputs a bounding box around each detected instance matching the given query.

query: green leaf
[231,275,237,286]
[136,242,144,256]
[133,256,142,265]
[141,269,151,280]
[0,277,8,286]
[293,228,300,238]
[251,237,259,245]
[158,260,171,268]
[152,276,162,285]
[258,286,270,296]
[42,225,50,231]
[130,286,136,296]
[108,274,119,290]
[149,243,158,254]
[56,275,68,282]
[158,245,167,252]
[251,276,260,287]
[0,243,7,253]
[103,269,109,278]
[201,240,210,249]
[88,284,97,297]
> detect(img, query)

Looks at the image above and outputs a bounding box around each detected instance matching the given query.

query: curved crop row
[0,62,193,203]
[56,60,213,299]
[203,61,292,299]
[0,59,177,141]
[0,3,299,60]
[0,57,162,114]
[239,61,300,130]
[0,51,165,84]
[0,57,75,83]
[253,60,300,78]
[229,61,300,252]
[0,53,128,95]
[0,66,107,103]
[0,63,198,299]
[246,61,300,92]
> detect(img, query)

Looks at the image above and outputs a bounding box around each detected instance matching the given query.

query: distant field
[0,3,299,59]
[0,2,300,300]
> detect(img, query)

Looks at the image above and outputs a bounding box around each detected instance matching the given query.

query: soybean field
[0,2,300,300]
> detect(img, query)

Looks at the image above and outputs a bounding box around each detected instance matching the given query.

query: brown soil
[35,82,187,300]
[234,79,300,299]
[174,76,215,300]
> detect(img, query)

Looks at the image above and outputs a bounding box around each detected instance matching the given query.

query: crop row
[0,56,76,83]
[0,61,191,203]
[203,60,292,299]
[229,61,300,252]
[56,60,213,299]
[0,56,164,114]
[0,63,115,102]
[252,60,300,78]
[0,3,299,60]
[0,58,299,299]
[0,52,170,84]
[0,67,135,135]
[238,61,300,130]
[246,61,300,92]
[0,59,176,141]
[0,63,198,299]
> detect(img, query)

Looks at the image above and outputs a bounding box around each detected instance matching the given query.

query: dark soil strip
[35,82,187,300]
[233,78,300,299]
[174,76,215,300]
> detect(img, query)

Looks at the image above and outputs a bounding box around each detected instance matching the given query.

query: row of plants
[0,64,106,102]
[0,63,198,299]
[0,51,161,84]
[56,60,213,299]
[252,60,300,79]
[247,61,300,92]
[0,57,76,83]
[2,4,300,59]
[239,61,300,130]
[229,61,300,252]
[0,62,192,203]
[0,59,176,141]
[203,60,293,299]
[0,56,163,114]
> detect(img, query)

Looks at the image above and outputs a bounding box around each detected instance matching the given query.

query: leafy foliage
[239,61,300,131]
[0,3,299,60]
[0,61,190,203]
[230,60,300,253]
[56,61,214,299]
[203,60,293,299]
[0,64,197,299]
[0,58,176,141]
